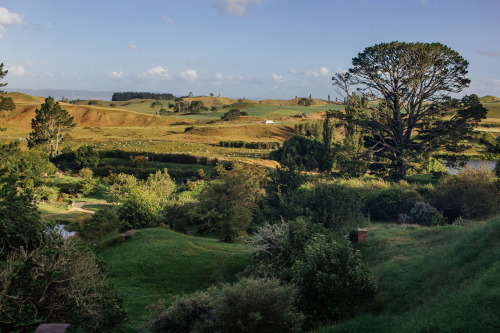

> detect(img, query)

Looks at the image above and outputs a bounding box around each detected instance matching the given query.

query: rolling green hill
[97,228,251,329]
[320,216,500,333]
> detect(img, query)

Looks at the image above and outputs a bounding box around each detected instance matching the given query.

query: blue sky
[0,0,499,99]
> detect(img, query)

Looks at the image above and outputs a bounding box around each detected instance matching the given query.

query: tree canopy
[332,41,487,178]
[28,97,76,157]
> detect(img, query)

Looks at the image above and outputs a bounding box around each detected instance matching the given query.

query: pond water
[447,160,497,175]
[53,224,76,238]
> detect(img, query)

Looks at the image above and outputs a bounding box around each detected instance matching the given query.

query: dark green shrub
[147,293,217,333]
[430,167,500,220]
[365,187,420,221]
[221,108,247,121]
[306,182,366,234]
[74,206,121,242]
[0,232,126,332]
[269,135,328,171]
[408,201,446,226]
[75,145,100,169]
[215,277,303,333]
[118,189,162,230]
[172,219,187,233]
[291,235,377,323]
[147,278,303,333]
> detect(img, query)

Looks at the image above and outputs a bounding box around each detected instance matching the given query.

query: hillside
[321,217,500,333]
[98,228,251,329]
[481,95,500,103]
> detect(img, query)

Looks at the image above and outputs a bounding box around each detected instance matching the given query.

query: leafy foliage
[195,163,266,242]
[269,135,326,171]
[0,232,126,332]
[75,145,100,169]
[365,187,420,221]
[221,108,247,121]
[429,166,500,220]
[147,277,303,333]
[111,92,174,101]
[291,235,377,323]
[27,97,75,157]
[408,201,445,226]
[332,42,487,178]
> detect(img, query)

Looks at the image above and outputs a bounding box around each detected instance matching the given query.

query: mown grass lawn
[97,228,252,330]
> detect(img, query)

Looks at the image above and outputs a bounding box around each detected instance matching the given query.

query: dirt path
[41,201,112,216]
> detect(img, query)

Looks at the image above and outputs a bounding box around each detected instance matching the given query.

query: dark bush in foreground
[147,277,303,333]
[429,167,500,221]
[292,235,377,324]
[0,232,126,332]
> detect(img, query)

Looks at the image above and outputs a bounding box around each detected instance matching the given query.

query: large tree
[28,96,75,157]
[0,63,15,130]
[332,42,487,178]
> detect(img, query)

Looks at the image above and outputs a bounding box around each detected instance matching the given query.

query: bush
[365,186,420,221]
[221,108,247,121]
[408,201,446,226]
[291,235,377,323]
[146,278,303,333]
[305,182,367,234]
[172,219,187,233]
[74,206,121,243]
[0,232,126,332]
[34,185,59,202]
[75,145,100,169]
[430,166,500,220]
[118,189,162,230]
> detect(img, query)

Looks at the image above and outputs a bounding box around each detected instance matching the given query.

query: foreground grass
[320,217,500,333]
[97,228,252,329]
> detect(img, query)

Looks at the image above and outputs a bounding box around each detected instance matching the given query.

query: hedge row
[92,165,200,180]
[219,141,281,149]
[52,149,201,165]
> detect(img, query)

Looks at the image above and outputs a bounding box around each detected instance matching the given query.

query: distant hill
[481,95,500,103]
[5,89,114,101]
[0,93,192,131]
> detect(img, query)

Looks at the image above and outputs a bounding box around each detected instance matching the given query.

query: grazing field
[97,228,252,329]
[320,216,500,333]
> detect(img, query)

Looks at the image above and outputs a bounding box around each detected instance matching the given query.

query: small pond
[447,160,497,175]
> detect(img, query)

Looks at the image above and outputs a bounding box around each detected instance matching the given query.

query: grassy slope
[320,216,500,333]
[97,228,252,329]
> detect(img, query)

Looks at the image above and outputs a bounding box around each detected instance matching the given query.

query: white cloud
[127,44,140,51]
[6,65,26,76]
[215,0,263,16]
[139,66,171,79]
[215,72,224,80]
[110,71,125,78]
[305,66,330,78]
[0,7,24,37]
[288,69,298,74]
[270,72,285,82]
[477,45,500,57]
[179,69,199,81]
[162,17,175,25]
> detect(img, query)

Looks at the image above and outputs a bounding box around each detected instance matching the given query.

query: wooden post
[357,228,368,243]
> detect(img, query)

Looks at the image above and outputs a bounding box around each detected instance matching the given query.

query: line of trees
[111,92,175,101]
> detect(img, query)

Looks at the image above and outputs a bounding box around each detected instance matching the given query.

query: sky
[0,0,499,100]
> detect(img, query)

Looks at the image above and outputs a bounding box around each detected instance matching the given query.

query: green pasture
[86,140,271,161]
[484,103,500,119]
[178,104,345,120]
[320,216,500,333]
[98,228,252,329]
